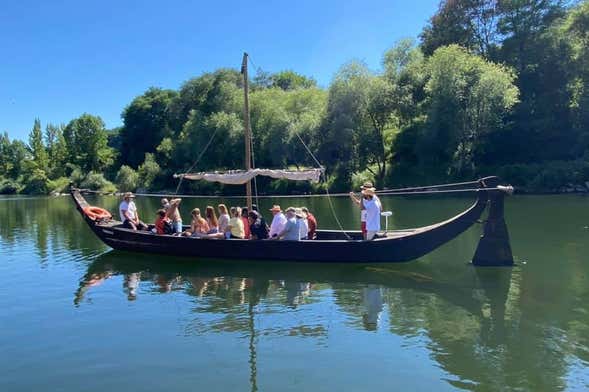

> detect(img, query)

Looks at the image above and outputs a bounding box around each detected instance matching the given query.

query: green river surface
[1,193,588,391]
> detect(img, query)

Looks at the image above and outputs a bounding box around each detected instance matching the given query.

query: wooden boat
[70,54,515,265]
[70,179,497,263]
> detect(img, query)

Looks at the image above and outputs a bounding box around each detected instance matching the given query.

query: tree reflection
[0,196,107,261]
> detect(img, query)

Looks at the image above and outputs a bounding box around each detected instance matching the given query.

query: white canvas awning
[174,168,323,185]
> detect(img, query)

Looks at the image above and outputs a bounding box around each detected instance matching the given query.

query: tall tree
[167,69,243,134]
[28,118,49,171]
[423,45,519,175]
[421,0,500,57]
[497,0,567,71]
[496,0,573,162]
[63,114,114,172]
[269,70,317,90]
[120,87,178,167]
[561,1,589,155]
[321,61,396,185]
[45,124,68,178]
[0,133,13,177]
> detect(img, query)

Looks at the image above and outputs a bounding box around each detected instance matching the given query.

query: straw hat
[361,187,376,196]
[285,206,296,214]
[295,208,306,219]
[269,205,282,213]
[360,181,374,190]
[123,192,135,199]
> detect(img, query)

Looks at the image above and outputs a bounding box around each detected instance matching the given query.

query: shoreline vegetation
[2,0,588,196]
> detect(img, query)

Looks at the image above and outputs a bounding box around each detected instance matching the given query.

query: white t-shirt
[298,218,309,239]
[269,212,287,237]
[119,200,137,222]
[360,195,380,222]
[363,197,381,231]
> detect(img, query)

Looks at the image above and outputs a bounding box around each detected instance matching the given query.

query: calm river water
[1,193,588,391]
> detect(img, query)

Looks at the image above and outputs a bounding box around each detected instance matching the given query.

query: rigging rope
[375,180,480,194]
[74,185,506,199]
[173,125,223,196]
[291,129,351,238]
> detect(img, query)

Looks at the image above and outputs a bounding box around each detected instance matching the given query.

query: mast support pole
[242,52,253,211]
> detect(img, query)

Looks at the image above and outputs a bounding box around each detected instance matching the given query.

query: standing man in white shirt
[350,182,381,240]
[119,192,148,230]
[268,205,287,238]
[362,187,381,240]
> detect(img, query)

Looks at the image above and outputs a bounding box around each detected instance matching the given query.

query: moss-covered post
[473,177,514,266]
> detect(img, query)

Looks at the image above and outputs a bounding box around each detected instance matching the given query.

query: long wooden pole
[242,52,253,211]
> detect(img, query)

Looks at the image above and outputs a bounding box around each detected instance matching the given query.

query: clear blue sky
[1,0,439,141]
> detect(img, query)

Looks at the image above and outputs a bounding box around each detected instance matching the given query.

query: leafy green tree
[321,61,396,185]
[421,45,519,176]
[383,39,428,126]
[22,168,50,194]
[252,69,273,89]
[420,0,500,57]
[156,137,173,164]
[173,110,244,172]
[0,133,13,177]
[80,172,117,192]
[497,0,566,71]
[120,87,178,167]
[495,0,574,162]
[28,119,49,171]
[63,114,114,173]
[249,87,326,169]
[167,69,243,134]
[45,123,68,178]
[561,1,589,154]
[8,140,29,179]
[137,153,161,189]
[269,70,317,90]
[115,165,139,191]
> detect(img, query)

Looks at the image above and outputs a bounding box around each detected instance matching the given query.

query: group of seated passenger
[119,193,318,240]
[268,205,317,241]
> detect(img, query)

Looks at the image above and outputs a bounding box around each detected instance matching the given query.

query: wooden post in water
[473,177,514,266]
[241,52,253,211]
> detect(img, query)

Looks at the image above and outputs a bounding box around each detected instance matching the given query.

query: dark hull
[71,189,488,263]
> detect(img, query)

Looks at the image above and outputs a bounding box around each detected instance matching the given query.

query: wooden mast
[241,52,253,211]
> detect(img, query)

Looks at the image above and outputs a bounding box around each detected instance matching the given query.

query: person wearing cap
[161,197,183,234]
[301,207,317,240]
[268,205,287,238]
[119,192,148,230]
[295,208,309,240]
[274,207,300,241]
[362,187,381,240]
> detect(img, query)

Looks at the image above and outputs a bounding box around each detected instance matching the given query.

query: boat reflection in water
[73,251,583,391]
[75,251,513,337]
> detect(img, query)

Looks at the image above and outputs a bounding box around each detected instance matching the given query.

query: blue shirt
[281,218,300,241]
